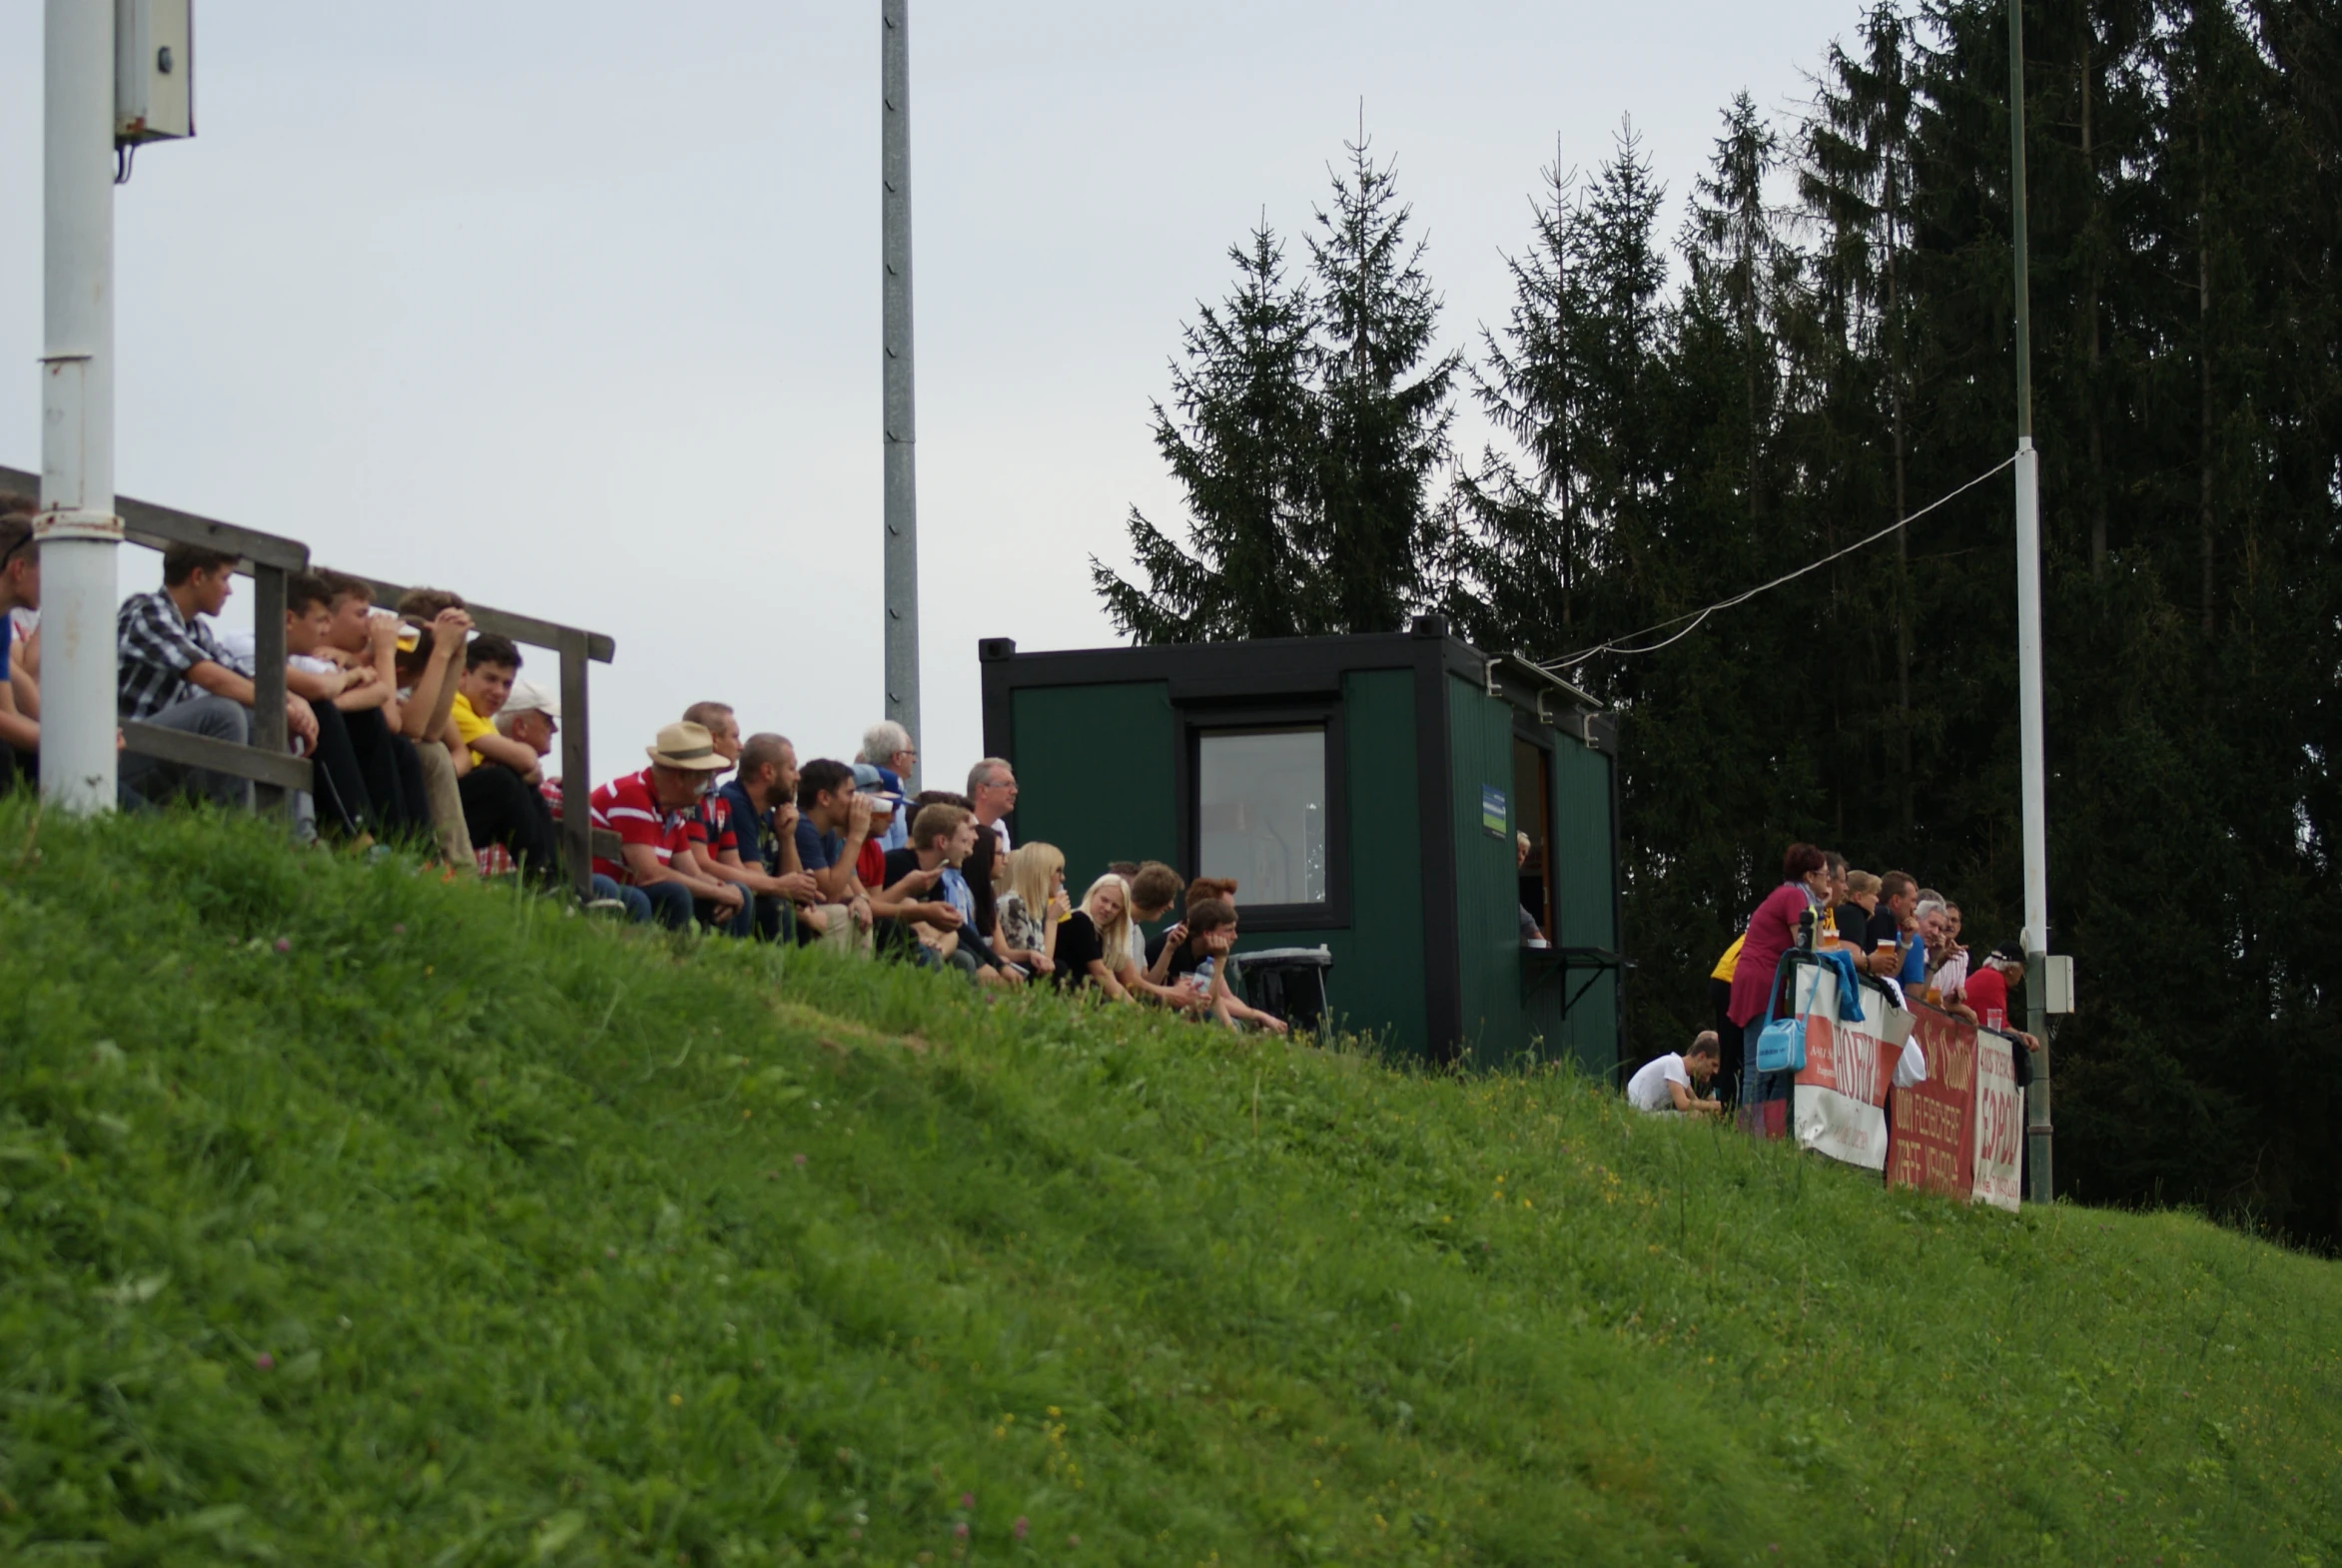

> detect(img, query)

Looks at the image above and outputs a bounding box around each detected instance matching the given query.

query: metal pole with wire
[2008,0,2054,1203]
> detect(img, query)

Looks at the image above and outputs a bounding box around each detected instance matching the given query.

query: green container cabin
[978,616,1625,1075]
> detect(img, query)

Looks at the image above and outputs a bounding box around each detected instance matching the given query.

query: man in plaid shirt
[117,544,317,810]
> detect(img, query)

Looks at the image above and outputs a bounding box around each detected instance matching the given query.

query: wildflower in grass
[1014,1517,1029,1539]
[253,1352,274,1370]
[793,1154,808,1167]
[274,938,291,954]
[953,1521,970,1539]
[960,1493,975,1509]
[669,1393,682,1406]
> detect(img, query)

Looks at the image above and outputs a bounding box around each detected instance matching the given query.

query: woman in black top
[1050,874,1139,1001]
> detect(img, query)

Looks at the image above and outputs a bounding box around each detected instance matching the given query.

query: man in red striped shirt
[588,721,747,933]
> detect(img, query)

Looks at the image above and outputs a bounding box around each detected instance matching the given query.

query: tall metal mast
[2008,0,2053,1202]
[880,0,921,786]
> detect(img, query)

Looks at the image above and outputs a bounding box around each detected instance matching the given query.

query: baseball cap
[850,762,907,815]
[501,679,559,723]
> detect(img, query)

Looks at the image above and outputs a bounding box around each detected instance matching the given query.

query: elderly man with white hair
[482,680,650,921]
[859,719,917,850]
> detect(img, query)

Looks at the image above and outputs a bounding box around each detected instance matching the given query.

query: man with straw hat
[586,721,751,933]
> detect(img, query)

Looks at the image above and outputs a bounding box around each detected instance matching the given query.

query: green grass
[0,800,2337,1566]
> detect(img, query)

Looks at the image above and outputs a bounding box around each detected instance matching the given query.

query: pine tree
[1302,134,1460,634]
[1447,155,1595,649]
[1099,138,1458,643]
[1801,1,1921,833]
[1092,224,1318,642]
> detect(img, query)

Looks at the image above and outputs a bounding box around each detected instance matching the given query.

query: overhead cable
[1537,456,2018,671]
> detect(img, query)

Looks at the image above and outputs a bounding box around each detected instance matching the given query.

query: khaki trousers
[412,742,477,871]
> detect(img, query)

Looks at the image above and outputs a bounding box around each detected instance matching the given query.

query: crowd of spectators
[1635,841,2042,1118]
[0,503,1297,1036]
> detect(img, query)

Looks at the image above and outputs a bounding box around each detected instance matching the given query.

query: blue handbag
[1754,953,1817,1074]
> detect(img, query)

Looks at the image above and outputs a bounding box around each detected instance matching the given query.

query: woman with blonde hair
[1051,873,1140,1001]
[995,842,1067,977]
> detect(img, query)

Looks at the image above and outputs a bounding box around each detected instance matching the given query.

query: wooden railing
[1,465,619,897]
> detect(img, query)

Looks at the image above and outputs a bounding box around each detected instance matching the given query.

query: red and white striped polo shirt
[588,768,707,885]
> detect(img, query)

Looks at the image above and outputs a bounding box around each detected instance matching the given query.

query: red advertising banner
[1740,968,2023,1211]
[1887,1007,1977,1197]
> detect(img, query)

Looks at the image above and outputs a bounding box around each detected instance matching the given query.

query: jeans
[590,873,652,924]
[119,695,255,811]
[752,893,797,944]
[641,880,695,932]
[697,890,754,938]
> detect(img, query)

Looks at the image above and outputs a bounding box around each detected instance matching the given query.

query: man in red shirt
[588,721,746,933]
[1963,942,2043,1059]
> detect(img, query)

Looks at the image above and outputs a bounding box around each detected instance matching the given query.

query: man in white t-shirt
[1626,1033,1724,1118]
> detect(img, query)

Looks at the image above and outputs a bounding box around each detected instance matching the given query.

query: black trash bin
[1229,946,1334,1034]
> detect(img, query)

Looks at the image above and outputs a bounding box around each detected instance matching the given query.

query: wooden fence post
[559,626,593,901]
[252,563,290,823]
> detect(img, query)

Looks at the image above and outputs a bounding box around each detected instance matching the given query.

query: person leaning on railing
[1963,942,2043,1060]
[1833,870,1880,958]
[1725,842,1832,1073]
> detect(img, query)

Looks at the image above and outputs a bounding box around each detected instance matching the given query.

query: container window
[1197,727,1327,905]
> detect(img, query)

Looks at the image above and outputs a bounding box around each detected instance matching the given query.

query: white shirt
[1626,1054,1693,1114]
[1930,948,1969,1004]
[989,818,1011,855]
[1893,1036,1930,1090]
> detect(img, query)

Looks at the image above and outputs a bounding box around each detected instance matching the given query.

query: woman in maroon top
[1726,843,1833,1073]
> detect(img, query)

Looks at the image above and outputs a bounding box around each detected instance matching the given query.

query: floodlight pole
[881,0,922,787]
[2008,0,2053,1203]
[35,0,124,813]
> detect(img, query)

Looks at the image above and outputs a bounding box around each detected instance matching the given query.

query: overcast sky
[1,0,1864,790]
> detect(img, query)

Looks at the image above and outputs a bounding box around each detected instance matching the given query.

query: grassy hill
[1,800,2337,1566]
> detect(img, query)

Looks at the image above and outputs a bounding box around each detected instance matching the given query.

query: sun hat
[645,721,729,771]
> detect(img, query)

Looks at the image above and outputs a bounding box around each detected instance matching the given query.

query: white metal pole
[2014,437,2051,1196]
[880,0,921,788]
[2008,0,2052,1201]
[37,0,123,813]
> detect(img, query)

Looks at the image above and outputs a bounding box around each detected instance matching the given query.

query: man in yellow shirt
[442,632,560,886]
